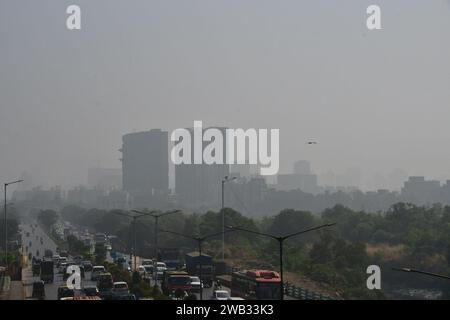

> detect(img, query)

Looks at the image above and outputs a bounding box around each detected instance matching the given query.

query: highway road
[19,220,233,300]
[20,222,97,300]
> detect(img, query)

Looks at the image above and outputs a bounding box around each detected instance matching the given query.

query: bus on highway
[230,270,281,300]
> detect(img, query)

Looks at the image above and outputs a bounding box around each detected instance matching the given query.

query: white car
[141,259,153,266]
[59,262,68,273]
[155,261,166,269]
[91,266,106,281]
[154,262,167,280]
[138,265,146,277]
[189,276,203,293]
[143,265,153,279]
[112,282,129,295]
[57,257,68,267]
[212,290,230,300]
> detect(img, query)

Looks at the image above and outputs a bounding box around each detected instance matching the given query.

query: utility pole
[114,210,180,271]
[227,223,335,300]
[131,209,180,261]
[3,179,23,267]
[160,229,235,300]
[220,176,236,260]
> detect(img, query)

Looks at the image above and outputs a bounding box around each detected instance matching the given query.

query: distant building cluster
[11,128,450,215]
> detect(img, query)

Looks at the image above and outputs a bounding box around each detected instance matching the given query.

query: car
[82,286,99,297]
[31,281,45,300]
[59,250,68,258]
[155,261,167,269]
[189,276,203,293]
[114,293,136,300]
[155,266,166,280]
[52,254,61,263]
[138,265,146,277]
[57,285,75,300]
[59,262,68,273]
[141,259,153,266]
[82,261,93,272]
[91,266,106,281]
[57,256,68,268]
[143,265,153,279]
[211,290,231,300]
[154,262,167,280]
[97,273,114,292]
[112,282,129,296]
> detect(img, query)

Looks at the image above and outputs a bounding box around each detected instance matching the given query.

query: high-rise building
[120,130,169,200]
[175,127,229,210]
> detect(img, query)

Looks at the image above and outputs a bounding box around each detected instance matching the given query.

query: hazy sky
[1,0,450,191]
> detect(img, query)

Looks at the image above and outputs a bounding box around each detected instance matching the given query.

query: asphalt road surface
[20,221,238,300]
[20,222,97,300]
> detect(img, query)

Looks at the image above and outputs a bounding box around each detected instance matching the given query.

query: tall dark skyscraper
[121,130,169,201]
[175,127,229,210]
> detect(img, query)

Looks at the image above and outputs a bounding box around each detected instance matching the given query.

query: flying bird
[306,141,318,145]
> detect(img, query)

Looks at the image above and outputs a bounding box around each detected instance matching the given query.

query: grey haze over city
[1,0,450,194]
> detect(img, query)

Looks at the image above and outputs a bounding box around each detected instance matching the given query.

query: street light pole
[114,210,174,271]
[154,215,159,260]
[133,217,137,271]
[132,209,180,261]
[3,179,23,267]
[160,229,235,300]
[220,176,236,261]
[279,240,283,299]
[227,223,335,300]
[198,239,203,300]
[4,184,6,266]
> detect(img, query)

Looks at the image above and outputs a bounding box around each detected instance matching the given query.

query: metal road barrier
[283,282,336,300]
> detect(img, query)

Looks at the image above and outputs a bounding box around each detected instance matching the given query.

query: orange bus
[231,270,281,300]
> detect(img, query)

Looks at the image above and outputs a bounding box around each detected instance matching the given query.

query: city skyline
[2,1,450,189]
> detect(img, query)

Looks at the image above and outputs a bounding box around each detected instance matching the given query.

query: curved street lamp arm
[392,267,450,280]
[201,229,236,241]
[159,229,197,241]
[158,209,181,218]
[282,223,336,241]
[226,225,278,240]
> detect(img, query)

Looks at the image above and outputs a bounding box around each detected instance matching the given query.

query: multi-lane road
[20,222,97,300]
[19,221,222,300]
